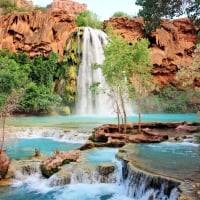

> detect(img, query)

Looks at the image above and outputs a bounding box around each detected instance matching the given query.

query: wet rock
[0,150,10,179]
[41,150,81,177]
[97,163,115,176]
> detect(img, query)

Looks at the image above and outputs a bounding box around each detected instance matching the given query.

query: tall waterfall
[76,27,112,115]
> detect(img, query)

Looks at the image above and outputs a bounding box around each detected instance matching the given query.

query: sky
[31,0,140,20]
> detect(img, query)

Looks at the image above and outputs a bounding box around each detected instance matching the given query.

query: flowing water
[2,113,198,199]
[76,27,110,115]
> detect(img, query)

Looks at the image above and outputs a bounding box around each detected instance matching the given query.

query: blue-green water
[126,142,200,182]
[6,138,81,160]
[7,113,198,129]
[85,148,118,164]
[0,114,199,200]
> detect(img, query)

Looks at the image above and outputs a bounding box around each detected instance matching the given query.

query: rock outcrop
[0,150,10,179]
[47,0,87,15]
[80,122,200,149]
[41,150,81,177]
[104,17,200,87]
[0,10,76,57]
[14,0,34,9]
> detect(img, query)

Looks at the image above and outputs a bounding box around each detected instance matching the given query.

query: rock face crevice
[104,17,200,87]
[0,10,76,57]
[47,0,87,15]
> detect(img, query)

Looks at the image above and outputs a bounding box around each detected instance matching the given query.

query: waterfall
[120,160,180,200]
[75,27,112,116]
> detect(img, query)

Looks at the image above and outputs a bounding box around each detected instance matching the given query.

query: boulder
[41,150,81,177]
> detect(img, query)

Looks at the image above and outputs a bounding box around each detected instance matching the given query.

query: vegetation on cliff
[136,0,200,33]
[75,10,103,29]
[0,50,62,115]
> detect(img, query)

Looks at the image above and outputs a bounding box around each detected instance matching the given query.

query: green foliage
[186,0,200,26]
[19,82,61,114]
[98,27,153,132]
[135,0,184,33]
[142,85,200,113]
[30,52,58,88]
[112,11,131,18]
[0,50,63,114]
[0,0,29,14]
[75,10,103,29]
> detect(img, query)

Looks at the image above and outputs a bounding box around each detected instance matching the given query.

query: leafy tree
[19,82,61,114]
[75,10,103,29]
[127,39,153,132]
[98,29,133,133]
[96,27,153,133]
[186,0,200,26]
[135,0,185,33]
[29,52,58,88]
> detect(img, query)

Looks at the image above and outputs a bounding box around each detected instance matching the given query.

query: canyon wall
[47,0,87,15]
[0,10,76,57]
[104,17,200,87]
[0,9,199,87]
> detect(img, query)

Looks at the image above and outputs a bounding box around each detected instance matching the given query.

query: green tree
[19,82,61,114]
[127,39,153,132]
[135,0,184,33]
[75,10,103,29]
[29,52,58,88]
[186,0,200,26]
[97,27,153,133]
[99,30,133,133]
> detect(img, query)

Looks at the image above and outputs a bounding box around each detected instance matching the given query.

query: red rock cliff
[104,17,200,86]
[47,0,87,15]
[0,10,76,57]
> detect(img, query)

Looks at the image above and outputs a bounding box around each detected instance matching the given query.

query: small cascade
[49,163,117,187]
[75,27,112,115]
[12,127,90,143]
[13,160,41,180]
[120,160,180,200]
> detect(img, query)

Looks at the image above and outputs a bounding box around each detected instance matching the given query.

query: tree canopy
[135,0,200,33]
[75,10,103,29]
[96,27,153,133]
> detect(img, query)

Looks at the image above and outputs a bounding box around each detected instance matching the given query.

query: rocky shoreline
[80,121,200,150]
[0,121,199,199]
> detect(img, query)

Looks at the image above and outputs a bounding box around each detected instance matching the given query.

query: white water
[7,127,90,143]
[8,154,179,200]
[76,27,112,115]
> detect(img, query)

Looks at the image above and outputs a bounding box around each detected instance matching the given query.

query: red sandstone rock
[0,150,10,179]
[0,10,76,57]
[47,0,87,15]
[41,150,81,177]
[14,0,34,9]
[104,17,200,87]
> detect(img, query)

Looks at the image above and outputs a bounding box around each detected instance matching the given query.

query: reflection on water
[6,138,82,160]
[126,142,200,182]
[7,113,198,129]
